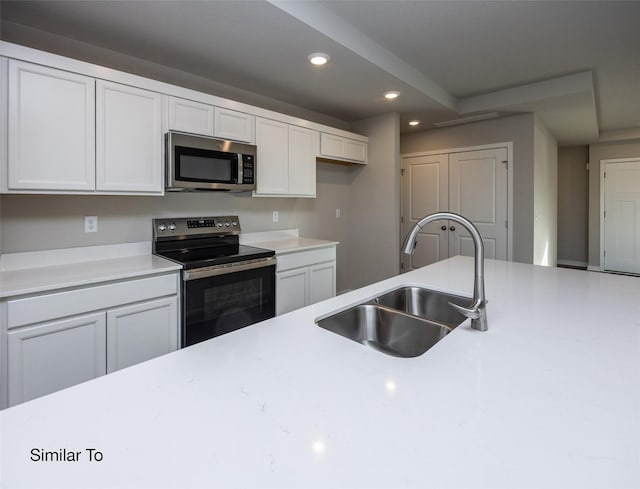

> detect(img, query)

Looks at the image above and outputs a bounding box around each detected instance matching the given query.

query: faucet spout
[402,212,488,332]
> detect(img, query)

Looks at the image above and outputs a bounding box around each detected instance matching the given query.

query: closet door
[400,153,449,272]
[448,148,508,261]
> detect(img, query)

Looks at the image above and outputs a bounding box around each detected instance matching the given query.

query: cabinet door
[255,118,288,195]
[276,268,308,315]
[8,313,106,406]
[288,125,317,197]
[344,139,367,163]
[319,133,344,159]
[96,80,163,193]
[7,60,95,191]
[168,97,214,136]
[309,261,336,305]
[214,107,254,143]
[106,297,178,373]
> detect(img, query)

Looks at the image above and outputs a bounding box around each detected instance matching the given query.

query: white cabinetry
[8,313,106,405]
[255,117,317,197]
[275,246,336,315]
[106,297,178,373]
[168,96,214,136]
[167,98,254,143]
[214,107,254,143]
[320,132,367,164]
[4,273,179,407]
[7,60,96,191]
[96,81,163,193]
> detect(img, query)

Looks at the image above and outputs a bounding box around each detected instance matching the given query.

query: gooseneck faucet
[402,212,488,331]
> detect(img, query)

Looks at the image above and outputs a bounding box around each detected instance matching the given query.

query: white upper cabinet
[7,60,96,191]
[214,107,255,143]
[1,43,367,195]
[320,132,367,164]
[255,117,289,195]
[288,125,317,197]
[96,80,163,193]
[254,117,317,197]
[168,96,214,136]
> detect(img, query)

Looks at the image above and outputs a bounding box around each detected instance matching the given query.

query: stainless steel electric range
[152,216,276,347]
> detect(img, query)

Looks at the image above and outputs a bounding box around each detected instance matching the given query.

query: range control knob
[224,222,230,227]
[217,222,223,227]
[231,221,238,227]
[158,223,167,232]
[169,222,176,231]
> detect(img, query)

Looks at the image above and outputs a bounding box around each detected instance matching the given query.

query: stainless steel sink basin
[316,286,470,357]
[373,286,468,327]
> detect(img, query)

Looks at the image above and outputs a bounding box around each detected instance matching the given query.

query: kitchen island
[1,256,639,488]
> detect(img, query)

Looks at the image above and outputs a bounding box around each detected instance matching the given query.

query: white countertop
[0,243,182,298]
[1,256,639,488]
[240,228,338,254]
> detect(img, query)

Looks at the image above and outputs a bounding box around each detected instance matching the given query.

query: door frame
[400,141,514,264]
[599,157,640,272]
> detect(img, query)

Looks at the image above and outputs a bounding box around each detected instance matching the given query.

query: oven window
[183,265,275,347]
[203,277,263,318]
[176,146,237,183]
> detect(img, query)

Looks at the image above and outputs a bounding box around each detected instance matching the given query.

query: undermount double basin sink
[316,286,470,358]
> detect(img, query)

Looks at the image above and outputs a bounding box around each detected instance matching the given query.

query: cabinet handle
[449,225,456,231]
[441,225,447,231]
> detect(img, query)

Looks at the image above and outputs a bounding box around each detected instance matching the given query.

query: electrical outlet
[84,216,98,233]
[272,211,279,223]
[336,208,341,219]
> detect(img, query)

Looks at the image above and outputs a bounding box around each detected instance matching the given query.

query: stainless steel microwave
[165,131,257,191]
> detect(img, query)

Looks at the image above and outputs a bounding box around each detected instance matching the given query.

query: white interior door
[603,159,640,274]
[449,148,508,260]
[401,153,449,271]
[401,147,508,271]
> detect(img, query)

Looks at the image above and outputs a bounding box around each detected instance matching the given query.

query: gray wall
[557,146,589,266]
[588,140,640,268]
[401,113,535,264]
[533,116,558,267]
[348,112,401,290]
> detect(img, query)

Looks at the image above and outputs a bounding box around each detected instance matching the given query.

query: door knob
[441,225,447,231]
[450,225,456,231]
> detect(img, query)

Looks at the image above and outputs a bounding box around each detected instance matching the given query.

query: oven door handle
[183,256,277,281]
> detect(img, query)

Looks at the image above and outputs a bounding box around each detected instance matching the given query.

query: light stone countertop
[0,243,182,298]
[240,228,338,254]
[1,256,639,488]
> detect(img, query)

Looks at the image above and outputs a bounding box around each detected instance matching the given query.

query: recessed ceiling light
[384,91,400,100]
[409,120,420,126]
[308,53,330,66]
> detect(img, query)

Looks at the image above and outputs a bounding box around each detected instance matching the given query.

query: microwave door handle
[237,153,243,184]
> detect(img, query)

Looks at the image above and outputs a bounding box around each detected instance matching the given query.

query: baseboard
[557,259,588,269]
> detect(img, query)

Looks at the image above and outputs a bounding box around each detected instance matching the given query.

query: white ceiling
[1,0,639,144]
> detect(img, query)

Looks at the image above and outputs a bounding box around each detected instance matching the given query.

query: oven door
[182,258,276,347]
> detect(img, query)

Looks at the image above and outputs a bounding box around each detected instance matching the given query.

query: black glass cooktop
[156,243,274,270]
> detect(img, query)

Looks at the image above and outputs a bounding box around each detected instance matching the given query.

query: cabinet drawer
[7,273,178,329]
[276,247,336,272]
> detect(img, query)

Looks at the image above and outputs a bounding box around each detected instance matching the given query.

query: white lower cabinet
[8,313,107,405]
[4,273,179,407]
[106,297,178,373]
[276,267,309,315]
[275,246,336,315]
